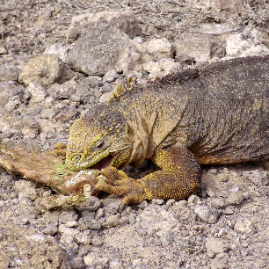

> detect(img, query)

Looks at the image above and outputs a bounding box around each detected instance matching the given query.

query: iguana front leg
[92,147,201,204]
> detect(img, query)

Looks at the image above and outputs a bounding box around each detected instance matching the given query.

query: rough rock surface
[0,223,71,269]
[1,0,269,268]
[19,54,73,88]
[66,10,142,42]
[66,23,141,76]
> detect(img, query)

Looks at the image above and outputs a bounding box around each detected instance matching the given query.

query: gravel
[1,0,269,268]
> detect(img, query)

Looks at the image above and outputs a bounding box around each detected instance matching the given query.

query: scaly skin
[66,55,269,204]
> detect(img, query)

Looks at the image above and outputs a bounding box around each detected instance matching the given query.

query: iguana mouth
[92,152,118,170]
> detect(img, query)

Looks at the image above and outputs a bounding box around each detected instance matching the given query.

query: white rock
[0,44,7,55]
[60,234,79,253]
[103,69,119,83]
[143,38,173,58]
[73,230,91,245]
[225,190,246,205]
[194,205,219,224]
[234,218,255,234]
[102,215,120,228]
[159,58,181,72]
[174,34,211,62]
[27,82,46,103]
[14,180,37,201]
[188,194,200,204]
[99,92,113,103]
[84,252,109,267]
[143,61,162,73]
[205,237,227,258]
[116,43,142,74]
[226,29,269,57]
[44,43,69,62]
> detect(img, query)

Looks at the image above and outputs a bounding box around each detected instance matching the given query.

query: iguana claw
[91,167,146,204]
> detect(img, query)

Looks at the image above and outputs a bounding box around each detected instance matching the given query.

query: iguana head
[65,103,133,171]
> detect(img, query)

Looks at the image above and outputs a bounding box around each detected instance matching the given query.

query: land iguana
[64,55,269,204]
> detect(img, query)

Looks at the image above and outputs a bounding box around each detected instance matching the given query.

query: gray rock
[4,95,22,112]
[192,0,245,19]
[99,92,114,103]
[58,224,80,236]
[73,230,91,245]
[47,83,75,100]
[159,58,181,72]
[135,204,178,237]
[0,63,20,81]
[194,205,219,224]
[215,173,229,182]
[91,232,104,247]
[223,205,236,215]
[19,55,73,88]
[210,197,225,208]
[210,257,228,269]
[40,108,57,120]
[84,75,102,87]
[66,10,142,43]
[137,200,148,210]
[69,257,85,269]
[66,23,141,76]
[60,234,79,254]
[109,260,124,269]
[142,61,162,75]
[102,197,126,215]
[73,80,102,103]
[14,180,37,201]
[78,215,101,230]
[243,170,269,187]
[58,209,79,225]
[77,245,89,257]
[75,196,101,212]
[100,83,113,94]
[42,223,58,235]
[55,105,79,123]
[38,119,58,133]
[21,115,40,138]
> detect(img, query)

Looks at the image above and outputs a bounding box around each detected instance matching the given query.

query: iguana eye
[72,154,82,162]
[94,140,107,150]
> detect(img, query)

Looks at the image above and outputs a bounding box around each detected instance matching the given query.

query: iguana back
[109,56,269,165]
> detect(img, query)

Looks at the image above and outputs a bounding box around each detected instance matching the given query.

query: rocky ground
[1,0,269,268]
